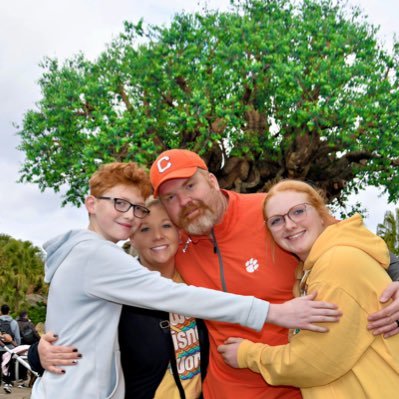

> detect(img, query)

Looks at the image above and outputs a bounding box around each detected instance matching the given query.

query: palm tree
[377,209,399,256]
[0,234,47,311]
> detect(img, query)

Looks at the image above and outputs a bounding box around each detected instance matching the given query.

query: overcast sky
[0,0,398,248]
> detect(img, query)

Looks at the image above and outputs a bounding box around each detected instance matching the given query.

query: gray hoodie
[32,229,269,399]
[0,315,21,349]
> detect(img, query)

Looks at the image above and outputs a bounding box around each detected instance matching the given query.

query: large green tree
[377,209,399,255]
[18,0,399,207]
[0,234,47,311]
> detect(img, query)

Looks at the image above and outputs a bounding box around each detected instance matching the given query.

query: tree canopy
[18,0,399,207]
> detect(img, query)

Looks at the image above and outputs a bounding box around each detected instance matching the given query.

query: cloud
[0,160,88,246]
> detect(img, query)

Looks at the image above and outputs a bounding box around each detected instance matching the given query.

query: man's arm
[368,252,399,338]
[387,252,399,281]
[368,280,399,338]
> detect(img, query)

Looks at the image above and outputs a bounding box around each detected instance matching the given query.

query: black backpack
[18,320,39,345]
[0,319,15,340]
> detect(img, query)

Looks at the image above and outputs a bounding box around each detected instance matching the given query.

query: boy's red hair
[89,162,152,199]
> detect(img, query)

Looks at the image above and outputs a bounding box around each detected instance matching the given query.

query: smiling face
[85,184,145,243]
[265,190,326,261]
[130,202,179,277]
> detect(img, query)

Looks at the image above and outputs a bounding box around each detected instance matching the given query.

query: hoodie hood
[304,214,389,271]
[43,229,103,283]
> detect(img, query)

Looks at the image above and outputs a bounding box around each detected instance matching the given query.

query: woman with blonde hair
[219,179,399,399]
[119,197,209,398]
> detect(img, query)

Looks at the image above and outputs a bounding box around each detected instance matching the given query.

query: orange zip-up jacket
[175,190,301,399]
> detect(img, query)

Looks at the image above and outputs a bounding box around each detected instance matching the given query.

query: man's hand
[217,337,243,368]
[267,291,342,332]
[368,281,399,338]
[38,331,82,374]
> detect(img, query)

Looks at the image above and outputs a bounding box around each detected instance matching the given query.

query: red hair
[89,162,152,199]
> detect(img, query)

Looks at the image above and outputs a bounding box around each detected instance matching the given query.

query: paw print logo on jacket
[245,258,259,273]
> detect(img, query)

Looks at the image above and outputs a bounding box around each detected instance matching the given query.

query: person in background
[15,310,41,386]
[29,162,337,399]
[218,179,399,399]
[17,311,40,346]
[0,304,21,394]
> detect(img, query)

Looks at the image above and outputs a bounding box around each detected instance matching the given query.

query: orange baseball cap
[150,149,208,197]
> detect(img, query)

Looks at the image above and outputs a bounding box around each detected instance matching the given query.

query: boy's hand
[267,291,342,332]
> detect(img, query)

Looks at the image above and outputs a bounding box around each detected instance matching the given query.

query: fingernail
[61,370,66,374]
[53,334,58,338]
[77,353,83,358]
[72,360,78,364]
[72,348,78,352]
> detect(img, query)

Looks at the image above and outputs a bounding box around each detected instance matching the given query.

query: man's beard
[178,200,219,235]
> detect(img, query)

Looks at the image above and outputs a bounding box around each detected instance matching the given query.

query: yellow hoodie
[237,214,399,399]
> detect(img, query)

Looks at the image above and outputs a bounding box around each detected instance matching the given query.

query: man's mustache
[181,201,210,219]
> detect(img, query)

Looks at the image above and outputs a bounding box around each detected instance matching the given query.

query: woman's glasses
[266,203,311,231]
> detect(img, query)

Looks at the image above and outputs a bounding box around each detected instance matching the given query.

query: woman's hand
[217,337,243,368]
[38,331,82,374]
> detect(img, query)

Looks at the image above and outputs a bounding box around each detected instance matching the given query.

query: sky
[0,0,398,248]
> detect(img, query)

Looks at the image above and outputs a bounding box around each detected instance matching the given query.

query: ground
[0,385,31,399]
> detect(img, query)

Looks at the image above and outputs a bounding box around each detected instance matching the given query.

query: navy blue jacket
[119,305,209,399]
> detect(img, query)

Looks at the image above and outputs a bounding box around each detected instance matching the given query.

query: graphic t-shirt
[154,273,201,399]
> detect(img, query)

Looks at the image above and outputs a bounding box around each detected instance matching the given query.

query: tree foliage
[377,209,399,255]
[0,234,48,312]
[18,0,399,206]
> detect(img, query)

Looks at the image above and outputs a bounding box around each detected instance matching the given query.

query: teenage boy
[30,162,340,399]
[149,149,399,399]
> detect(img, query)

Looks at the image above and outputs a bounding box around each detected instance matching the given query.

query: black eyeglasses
[96,196,150,219]
[266,203,311,231]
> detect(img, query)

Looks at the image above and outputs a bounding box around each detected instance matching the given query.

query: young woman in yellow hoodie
[218,179,399,399]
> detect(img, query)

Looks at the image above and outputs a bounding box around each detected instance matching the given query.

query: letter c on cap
[157,156,172,173]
